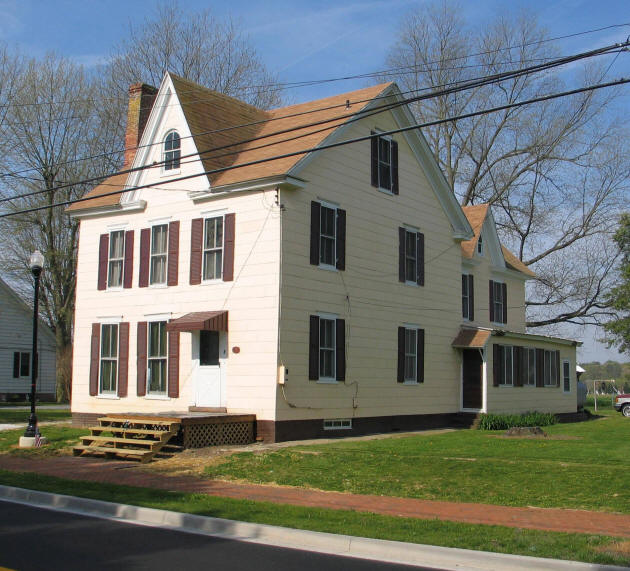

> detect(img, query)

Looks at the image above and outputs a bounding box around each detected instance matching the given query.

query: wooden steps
[73,416,181,463]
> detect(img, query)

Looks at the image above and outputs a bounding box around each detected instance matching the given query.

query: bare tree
[384,1,629,329]
[106,2,282,110]
[0,53,121,400]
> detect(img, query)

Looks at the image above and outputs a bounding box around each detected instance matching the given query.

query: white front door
[192,330,226,407]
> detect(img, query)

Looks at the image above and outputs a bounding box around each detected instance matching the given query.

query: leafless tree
[0,53,120,400]
[384,1,629,329]
[106,2,282,110]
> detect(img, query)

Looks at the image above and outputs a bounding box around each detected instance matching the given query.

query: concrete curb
[0,485,625,571]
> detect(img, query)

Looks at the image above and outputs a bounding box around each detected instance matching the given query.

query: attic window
[164,131,181,170]
[477,233,483,255]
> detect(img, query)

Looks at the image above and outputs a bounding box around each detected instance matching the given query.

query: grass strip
[0,410,71,423]
[0,469,628,566]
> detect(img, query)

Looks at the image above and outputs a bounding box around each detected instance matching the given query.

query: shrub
[477,411,558,431]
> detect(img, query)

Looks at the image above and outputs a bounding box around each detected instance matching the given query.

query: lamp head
[29,250,44,273]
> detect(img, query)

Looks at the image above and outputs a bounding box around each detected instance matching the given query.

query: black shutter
[310,201,321,266]
[336,319,345,381]
[89,324,100,396]
[391,140,399,195]
[514,346,522,387]
[493,344,502,387]
[468,274,474,321]
[489,280,495,322]
[555,351,561,387]
[370,131,378,188]
[417,328,425,383]
[397,326,405,382]
[336,208,346,271]
[13,352,20,378]
[417,232,424,286]
[308,315,320,380]
[398,227,406,282]
[502,282,508,324]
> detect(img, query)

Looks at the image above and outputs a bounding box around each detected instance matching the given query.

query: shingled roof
[68,75,392,213]
[461,204,536,278]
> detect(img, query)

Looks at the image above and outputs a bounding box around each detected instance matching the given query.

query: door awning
[166,311,228,332]
[451,328,491,349]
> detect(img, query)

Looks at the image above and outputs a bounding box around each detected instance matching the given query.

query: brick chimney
[123,83,158,168]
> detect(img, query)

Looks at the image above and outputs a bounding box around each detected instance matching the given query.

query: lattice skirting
[183,420,254,448]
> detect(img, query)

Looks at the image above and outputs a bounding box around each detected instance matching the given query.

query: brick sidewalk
[1,455,629,538]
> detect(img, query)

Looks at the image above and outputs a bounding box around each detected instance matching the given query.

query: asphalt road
[0,500,438,571]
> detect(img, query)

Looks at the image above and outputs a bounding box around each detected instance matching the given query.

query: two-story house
[67,73,579,442]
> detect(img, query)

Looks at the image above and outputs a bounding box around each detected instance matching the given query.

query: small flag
[34,429,42,448]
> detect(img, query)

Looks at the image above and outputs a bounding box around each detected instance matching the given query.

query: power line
[1,40,625,205]
[1,76,627,220]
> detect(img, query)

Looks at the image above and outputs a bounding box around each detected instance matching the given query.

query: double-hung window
[399,227,424,285]
[12,352,30,378]
[397,325,424,383]
[148,321,167,394]
[99,324,118,394]
[150,224,168,285]
[404,328,417,382]
[525,348,536,386]
[203,216,223,280]
[489,280,506,324]
[107,230,125,288]
[462,274,474,320]
[563,360,571,392]
[544,350,559,386]
[310,201,346,270]
[309,314,345,382]
[164,131,181,170]
[477,233,484,255]
[370,131,398,194]
[493,344,514,386]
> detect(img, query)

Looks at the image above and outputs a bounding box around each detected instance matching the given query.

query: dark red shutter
[309,315,320,380]
[336,208,346,271]
[117,322,129,397]
[139,228,150,288]
[397,326,405,382]
[310,201,320,266]
[336,319,345,381]
[492,344,501,387]
[98,234,109,290]
[536,348,544,387]
[468,275,474,321]
[370,131,378,187]
[168,330,180,398]
[13,352,20,378]
[391,140,399,195]
[136,321,147,396]
[190,218,203,285]
[417,328,425,383]
[514,346,522,387]
[89,323,100,396]
[398,227,406,282]
[502,282,508,324]
[223,213,235,281]
[489,280,495,322]
[123,230,134,289]
[555,351,561,387]
[167,220,179,286]
[417,232,425,286]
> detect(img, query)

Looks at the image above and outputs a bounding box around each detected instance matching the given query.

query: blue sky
[1,0,628,362]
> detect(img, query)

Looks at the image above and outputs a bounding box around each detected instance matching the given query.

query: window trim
[163,130,181,172]
[201,215,225,282]
[402,226,421,286]
[403,326,419,384]
[149,223,169,286]
[106,229,125,289]
[318,313,337,383]
[147,320,168,395]
[98,323,118,395]
[562,359,571,393]
[375,132,394,193]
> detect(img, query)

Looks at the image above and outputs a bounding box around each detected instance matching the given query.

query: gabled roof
[68,76,392,212]
[461,204,536,278]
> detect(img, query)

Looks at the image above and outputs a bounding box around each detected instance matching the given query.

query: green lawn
[0,425,83,454]
[0,409,71,424]
[0,470,628,566]
[205,409,630,514]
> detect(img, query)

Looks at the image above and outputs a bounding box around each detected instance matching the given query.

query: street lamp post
[23,250,44,442]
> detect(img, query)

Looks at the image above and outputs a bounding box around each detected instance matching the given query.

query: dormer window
[477,233,483,255]
[164,131,181,170]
